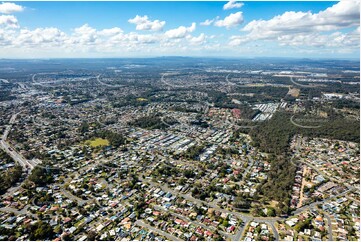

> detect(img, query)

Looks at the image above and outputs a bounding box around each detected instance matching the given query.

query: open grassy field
[86,138,109,147]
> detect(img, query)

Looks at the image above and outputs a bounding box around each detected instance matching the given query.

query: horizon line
[0,56,360,61]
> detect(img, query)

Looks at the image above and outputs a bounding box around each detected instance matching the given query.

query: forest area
[249,111,359,155]
[245,110,359,214]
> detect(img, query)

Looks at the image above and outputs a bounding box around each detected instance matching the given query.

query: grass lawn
[86,138,109,147]
[74,218,85,228]
[269,200,279,208]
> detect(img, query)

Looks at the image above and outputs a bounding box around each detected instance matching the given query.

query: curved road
[96,74,124,88]
[290,115,322,129]
[289,76,322,88]
[160,73,183,89]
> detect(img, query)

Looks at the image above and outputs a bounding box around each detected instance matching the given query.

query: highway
[225,73,236,92]
[160,73,185,89]
[0,112,35,170]
[31,73,57,87]
[289,76,322,88]
[290,115,322,129]
[96,74,124,88]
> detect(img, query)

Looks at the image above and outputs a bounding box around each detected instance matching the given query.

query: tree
[267,207,276,217]
[53,226,62,234]
[233,197,251,209]
[95,130,126,147]
[28,166,53,186]
[222,219,229,227]
[294,218,312,232]
[87,231,97,240]
[0,165,23,194]
[183,169,195,178]
[29,221,54,240]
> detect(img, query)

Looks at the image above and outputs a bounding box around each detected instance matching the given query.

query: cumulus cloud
[98,27,123,36]
[187,33,206,45]
[0,1,358,58]
[164,22,196,38]
[0,22,166,56]
[13,28,67,46]
[230,0,360,48]
[125,32,159,44]
[71,24,98,44]
[223,1,244,10]
[242,0,359,38]
[276,27,360,48]
[0,15,18,28]
[214,12,243,29]
[0,2,24,14]
[228,35,247,46]
[128,15,165,31]
[200,19,214,26]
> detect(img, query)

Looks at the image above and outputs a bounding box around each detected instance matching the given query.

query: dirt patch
[288,87,300,97]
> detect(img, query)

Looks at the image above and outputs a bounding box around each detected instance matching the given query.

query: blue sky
[0,1,359,58]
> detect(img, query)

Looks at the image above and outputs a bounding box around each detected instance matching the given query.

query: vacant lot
[86,138,109,147]
[287,87,300,97]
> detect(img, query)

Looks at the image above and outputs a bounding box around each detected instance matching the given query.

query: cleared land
[287,87,300,97]
[86,138,109,147]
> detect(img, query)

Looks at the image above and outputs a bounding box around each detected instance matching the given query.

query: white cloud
[128,15,165,32]
[228,35,247,46]
[0,2,24,14]
[164,22,196,39]
[125,32,159,44]
[71,24,98,44]
[214,12,243,29]
[13,28,67,46]
[2,23,165,56]
[200,19,214,26]
[0,1,358,58]
[98,27,123,36]
[187,33,206,45]
[242,0,359,38]
[230,0,360,48]
[276,28,360,48]
[0,15,18,28]
[73,24,96,35]
[230,27,360,50]
[223,1,244,10]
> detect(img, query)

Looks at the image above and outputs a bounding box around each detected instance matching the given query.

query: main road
[96,74,124,88]
[0,112,35,170]
[289,76,323,88]
[290,115,322,129]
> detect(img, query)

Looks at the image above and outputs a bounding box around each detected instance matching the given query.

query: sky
[0,1,359,59]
